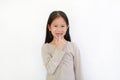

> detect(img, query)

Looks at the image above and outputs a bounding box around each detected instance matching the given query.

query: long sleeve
[73,44,82,80]
[41,44,65,74]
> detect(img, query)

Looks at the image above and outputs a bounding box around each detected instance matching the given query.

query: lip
[55,33,63,36]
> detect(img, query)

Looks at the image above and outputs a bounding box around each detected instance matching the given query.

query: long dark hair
[45,11,71,43]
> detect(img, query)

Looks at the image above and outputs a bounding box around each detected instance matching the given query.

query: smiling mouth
[55,33,63,36]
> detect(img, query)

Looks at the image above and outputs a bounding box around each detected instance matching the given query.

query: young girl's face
[48,16,68,39]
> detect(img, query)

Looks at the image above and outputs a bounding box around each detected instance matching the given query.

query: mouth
[55,33,63,36]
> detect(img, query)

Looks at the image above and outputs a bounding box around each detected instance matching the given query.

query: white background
[0,0,120,80]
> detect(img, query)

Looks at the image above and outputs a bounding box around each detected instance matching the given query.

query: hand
[54,36,67,50]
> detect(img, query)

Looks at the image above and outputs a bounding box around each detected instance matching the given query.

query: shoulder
[41,43,51,55]
[41,43,55,52]
[42,43,47,48]
[66,41,80,56]
[68,41,79,49]
[41,43,49,51]
[67,41,80,52]
[42,43,49,48]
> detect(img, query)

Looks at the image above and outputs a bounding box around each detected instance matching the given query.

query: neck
[50,37,67,44]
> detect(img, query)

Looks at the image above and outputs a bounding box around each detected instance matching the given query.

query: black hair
[45,10,71,43]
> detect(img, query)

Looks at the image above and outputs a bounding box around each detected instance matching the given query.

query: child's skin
[48,16,68,50]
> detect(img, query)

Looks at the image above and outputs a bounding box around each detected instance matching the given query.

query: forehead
[51,16,67,25]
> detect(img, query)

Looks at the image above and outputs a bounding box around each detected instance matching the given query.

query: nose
[56,26,62,31]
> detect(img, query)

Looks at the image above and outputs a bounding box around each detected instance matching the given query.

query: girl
[41,11,81,80]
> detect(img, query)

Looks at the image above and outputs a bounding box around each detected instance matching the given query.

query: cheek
[50,28,56,32]
[52,29,57,33]
[64,27,68,32]
[62,29,67,36]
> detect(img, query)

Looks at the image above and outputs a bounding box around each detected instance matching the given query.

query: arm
[73,44,82,80]
[41,44,65,74]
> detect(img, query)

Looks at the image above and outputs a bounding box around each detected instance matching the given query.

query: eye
[54,25,57,27]
[61,25,65,27]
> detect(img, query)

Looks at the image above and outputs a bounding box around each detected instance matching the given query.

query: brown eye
[54,25,57,27]
[61,25,64,27]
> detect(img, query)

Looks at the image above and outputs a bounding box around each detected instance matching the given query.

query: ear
[48,25,51,31]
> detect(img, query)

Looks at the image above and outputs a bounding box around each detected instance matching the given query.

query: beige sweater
[41,41,81,80]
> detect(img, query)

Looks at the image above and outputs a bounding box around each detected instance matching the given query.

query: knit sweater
[41,41,81,80]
